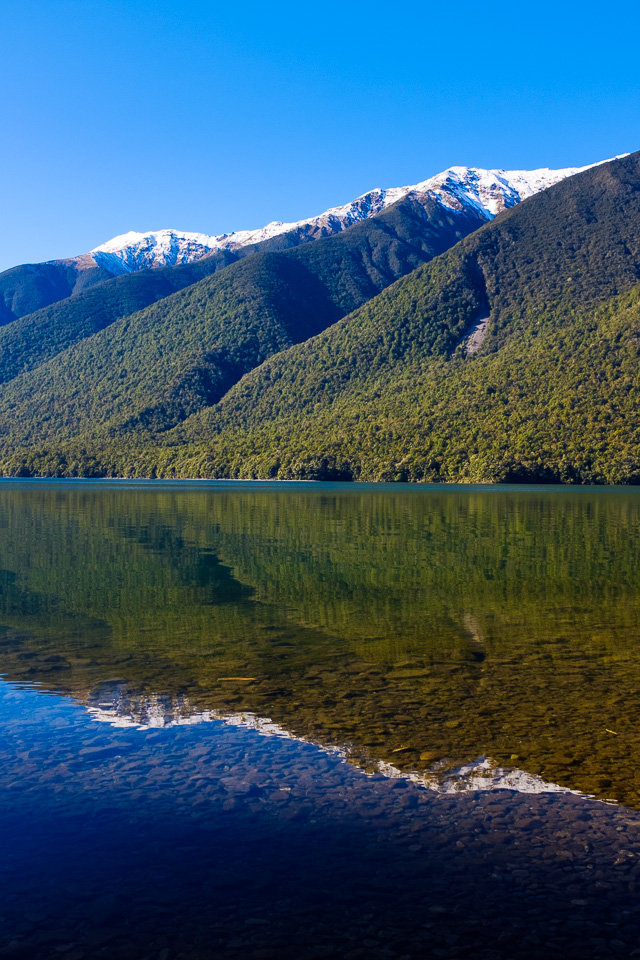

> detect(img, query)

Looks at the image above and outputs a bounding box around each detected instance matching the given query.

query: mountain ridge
[0,161,604,324]
[0,193,485,452]
[89,162,602,272]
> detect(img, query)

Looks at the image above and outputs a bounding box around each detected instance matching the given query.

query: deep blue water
[3,679,640,960]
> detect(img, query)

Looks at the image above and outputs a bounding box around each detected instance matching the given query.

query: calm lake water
[2,480,640,959]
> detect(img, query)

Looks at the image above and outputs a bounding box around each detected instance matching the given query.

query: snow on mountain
[90,229,222,275]
[90,161,608,274]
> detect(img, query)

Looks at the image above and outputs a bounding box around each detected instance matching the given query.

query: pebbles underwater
[2,679,640,960]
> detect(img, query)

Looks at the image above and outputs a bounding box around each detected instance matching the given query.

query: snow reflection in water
[85,684,593,800]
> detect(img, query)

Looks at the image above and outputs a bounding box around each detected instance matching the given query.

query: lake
[2,480,640,959]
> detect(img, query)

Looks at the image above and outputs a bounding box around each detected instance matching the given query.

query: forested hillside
[0,247,241,384]
[0,196,482,472]
[2,152,640,482]
[161,151,640,483]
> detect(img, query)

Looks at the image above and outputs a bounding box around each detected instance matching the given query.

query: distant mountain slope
[0,247,242,386]
[0,161,596,324]
[0,194,485,464]
[0,254,115,325]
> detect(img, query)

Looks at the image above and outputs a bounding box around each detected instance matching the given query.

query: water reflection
[1,481,640,805]
[4,677,640,960]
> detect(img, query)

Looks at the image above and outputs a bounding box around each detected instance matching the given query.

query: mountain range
[0,163,592,325]
[0,151,638,483]
[88,164,593,270]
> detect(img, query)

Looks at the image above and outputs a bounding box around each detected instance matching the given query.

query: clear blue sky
[1,0,638,271]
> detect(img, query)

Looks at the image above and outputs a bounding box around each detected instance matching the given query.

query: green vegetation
[0,248,245,384]
[155,282,640,484]
[154,150,640,483]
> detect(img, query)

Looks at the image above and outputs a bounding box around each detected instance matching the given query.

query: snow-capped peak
[406,164,593,218]
[90,159,613,274]
[91,228,224,274]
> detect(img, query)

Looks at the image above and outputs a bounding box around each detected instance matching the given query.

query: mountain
[90,163,595,272]
[0,152,636,482]
[0,193,487,469]
[0,254,116,326]
[0,247,240,386]
[161,150,640,485]
[0,162,596,325]
[0,190,493,391]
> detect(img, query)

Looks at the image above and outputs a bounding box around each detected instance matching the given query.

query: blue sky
[1,0,639,271]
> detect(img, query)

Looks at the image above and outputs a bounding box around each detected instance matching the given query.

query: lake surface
[2,480,640,959]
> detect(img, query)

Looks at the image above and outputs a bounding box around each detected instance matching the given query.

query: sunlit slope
[157,151,640,483]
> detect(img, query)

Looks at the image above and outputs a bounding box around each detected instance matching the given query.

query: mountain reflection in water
[1,480,640,805]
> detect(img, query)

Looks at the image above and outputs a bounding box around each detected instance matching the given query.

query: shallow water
[2,480,640,958]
